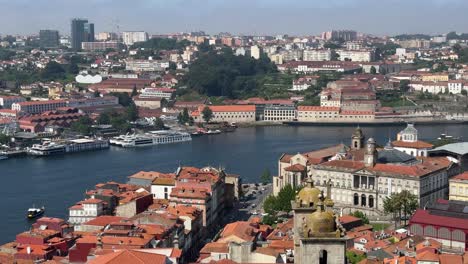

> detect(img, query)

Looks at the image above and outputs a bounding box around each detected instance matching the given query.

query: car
[261,213,269,216]
[261,187,266,191]
[251,204,256,208]
[252,191,257,195]
[251,210,258,215]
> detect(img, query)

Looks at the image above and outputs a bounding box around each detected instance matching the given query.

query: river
[0,124,466,243]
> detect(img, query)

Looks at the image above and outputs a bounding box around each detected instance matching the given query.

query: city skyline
[0,0,468,36]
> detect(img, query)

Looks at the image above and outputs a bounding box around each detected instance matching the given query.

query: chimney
[27,246,31,254]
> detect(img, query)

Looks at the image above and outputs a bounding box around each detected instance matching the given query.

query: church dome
[296,178,321,207]
[304,207,336,236]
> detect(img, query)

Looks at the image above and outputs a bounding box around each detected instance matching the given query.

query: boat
[28,138,109,156]
[191,128,207,137]
[206,129,222,135]
[110,131,192,148]
[0,154,7,160]
[28,142,66,156]
[27,206,45,219]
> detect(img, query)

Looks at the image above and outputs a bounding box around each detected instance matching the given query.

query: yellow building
[421,73,449,82]
[449,172,468,201]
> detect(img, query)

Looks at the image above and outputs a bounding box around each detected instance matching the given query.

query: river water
[0,124,466,243]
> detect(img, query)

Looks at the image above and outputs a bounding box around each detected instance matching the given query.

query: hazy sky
[0,0,467,36]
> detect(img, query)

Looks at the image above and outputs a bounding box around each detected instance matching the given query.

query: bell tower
[351,127,365,150]
[292,178,348,264]
[364,138,377,167]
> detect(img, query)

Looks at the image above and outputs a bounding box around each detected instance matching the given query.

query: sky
[0,0,467,36]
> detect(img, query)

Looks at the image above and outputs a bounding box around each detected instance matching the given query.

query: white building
[140,87,176,99]
[410,81,448,94]
[151,177,176,199]
[122,31,148,46]
[68,198,105,225]
[448,81,467,94]
[263,105,296,122]
[250,45,261,59]
[336,50,375,62]
[392,124,433,157]
[303,49,332,61]
[125,59,170,72]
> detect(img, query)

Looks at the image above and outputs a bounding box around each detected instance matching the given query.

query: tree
[70,116,94,135]
[461,90,467,96]
[41,61,66,80]
[399,80,410,92]
[126,103,139,121]
[202,106,213,123]
[110,92,133,107]
[131,86,138,97]
[153,117,165,130]
[351,210,369,224]
[261,169,271,184]
[263,184,302,215]
[370,66,377,74]
[160,98,168,108]
[398,190,418,226]
[68,62,79,74]
[0,134,11,145]
[97,112,111,124]
[383,196,399,230]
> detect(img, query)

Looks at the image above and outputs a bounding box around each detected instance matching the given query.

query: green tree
[398,190,418,226]
[351,210,369,224]
[346,251,366,264]
[110,92,133,106]
[70,116,94,135]
[0,134,11,145]
[383,196,399,230]
[261,169,271,184]
[399,80,410,92]
[370,66,377,74]
[202,106,213,123]
[97,112,111,124]
[41,61,66,80]
[461,90,467,96]
[153,117,165,130]
[126,103,139,121]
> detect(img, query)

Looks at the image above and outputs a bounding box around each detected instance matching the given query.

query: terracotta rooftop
[200,242,229,254]
[83,216,126,227]
[451,172,468,181]
[392,140,434,149]
[410,209,468,231]
[88,249,167,264]
[198,105,256,112]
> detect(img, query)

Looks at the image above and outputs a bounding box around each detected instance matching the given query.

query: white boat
[110,131,192,148]
[28,142,66,156]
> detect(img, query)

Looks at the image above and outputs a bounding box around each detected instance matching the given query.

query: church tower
[292,178,347,264]
[351,127,365,150]
[364,138,377,167]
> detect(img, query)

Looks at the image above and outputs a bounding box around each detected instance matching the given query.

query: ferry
[28,142,66,156]
[27,206,45,219]
[28,138,109,156]
[110,131,191,148]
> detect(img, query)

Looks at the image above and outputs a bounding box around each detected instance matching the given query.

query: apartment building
[0,96,26,109]
[449,172,468,201]
[336,49,375,62]
[12,100,67,114]
[303,49,332,61]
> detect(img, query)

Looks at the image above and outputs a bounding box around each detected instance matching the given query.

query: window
[354,193,359,205]
[361,194,367,207]
[319,250,328,264]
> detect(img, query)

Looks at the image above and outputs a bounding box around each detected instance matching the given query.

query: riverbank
[284,119,468,127]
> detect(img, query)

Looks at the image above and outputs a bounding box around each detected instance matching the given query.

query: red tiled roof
[200,242,229,253]
[284,164,306,172]
[297,106,340,111]
[450,172,468,181]
[392,140,434,149]
[199,105,256,112]
[17,100,66,106]
[83,216,126,227]
[410,209,468,231]
[88,249,167,264]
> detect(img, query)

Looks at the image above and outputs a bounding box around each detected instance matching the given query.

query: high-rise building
[71,18,95,50]
[322,30,357,41]
[250,45,261,59]
[122,31,148,46]
[39,30,59,48]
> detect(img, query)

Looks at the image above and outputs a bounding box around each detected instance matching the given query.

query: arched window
[369,195,374,208]
[361,194,367,207]
[319,250,328,264]
[354,193,359,205]
[354,141,358,148]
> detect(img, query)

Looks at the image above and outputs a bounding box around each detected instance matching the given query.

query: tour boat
[27,206,45,219]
